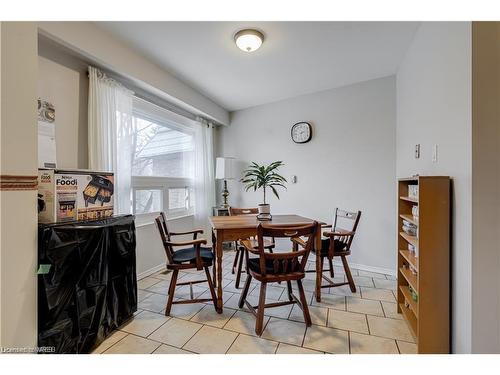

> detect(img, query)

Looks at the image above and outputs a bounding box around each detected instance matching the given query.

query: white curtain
[194,118,216,237]
[88,66,134,214]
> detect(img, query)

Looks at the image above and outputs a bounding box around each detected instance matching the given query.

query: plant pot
[258,204,270,215]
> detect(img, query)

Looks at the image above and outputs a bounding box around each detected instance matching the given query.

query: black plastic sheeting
[38,215,137,354]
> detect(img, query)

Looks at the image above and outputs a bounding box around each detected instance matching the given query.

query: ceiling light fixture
[234,29,264,53]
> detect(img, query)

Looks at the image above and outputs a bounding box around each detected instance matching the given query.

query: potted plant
[240,161,287,217]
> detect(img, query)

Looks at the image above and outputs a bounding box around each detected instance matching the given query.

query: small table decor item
[215,157,235,208]
[240,161,287,221]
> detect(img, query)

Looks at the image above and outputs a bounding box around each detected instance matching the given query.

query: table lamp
[215,157,235,208]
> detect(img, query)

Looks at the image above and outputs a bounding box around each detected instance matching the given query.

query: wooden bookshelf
[397,176,450,353]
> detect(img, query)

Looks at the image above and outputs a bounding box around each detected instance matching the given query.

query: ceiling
[97,22,419,112]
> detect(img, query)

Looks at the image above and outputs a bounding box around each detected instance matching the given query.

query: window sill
[135,212,195,228]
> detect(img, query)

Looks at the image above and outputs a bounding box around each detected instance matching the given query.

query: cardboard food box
[38,169,114,223]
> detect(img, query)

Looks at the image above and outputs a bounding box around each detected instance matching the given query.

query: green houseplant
[240,161,287,215]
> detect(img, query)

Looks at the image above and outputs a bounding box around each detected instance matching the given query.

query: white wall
[0,22,39,348]
[38,56,88,169]
[37,22,230,126]
[217,76,397,274]
[396,22,472,353]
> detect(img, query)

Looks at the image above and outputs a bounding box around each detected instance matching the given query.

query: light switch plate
[432,144,438,163]
[415,144,420,159]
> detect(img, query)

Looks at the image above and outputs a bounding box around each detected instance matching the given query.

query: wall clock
[291,122,312,144]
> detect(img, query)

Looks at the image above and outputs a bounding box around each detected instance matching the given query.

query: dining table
[209,214,324,313]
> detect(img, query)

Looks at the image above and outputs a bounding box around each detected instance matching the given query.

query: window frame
[130,97,197,222]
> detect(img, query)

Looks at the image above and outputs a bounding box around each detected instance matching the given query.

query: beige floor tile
[175,284,208,300]
[149,317,203,348]
[201,289,234,306]
[227,334,278,354]
[250,284,285,300]
[329,285,357,297]
[169,301,205,320]
[289,304,328,326]
[145,280,171,295]
[346,296,384,316]
[397,340,418,354]
[138,289,153,303]
[360,287,396,302]
[385,274,397,281]
[327,309,369,334]
[139,293,168,313]
[153,344,192,354]
[353,276,375,288]
[279,290,314,305]
[381,301,403,320]
[224,310,270,337]
[349,332,399,354]
[183,325,238,354]
[373,278,397,290]
[264,302,294,320]
[357,270,387,279]
[151,270,172,280]
[261,317,307,346]
[303,325,349,354]
[223,280,256,294]
[311,293,346,311]
[223,292,247,310]
[190,304,236,328]
[91,330,128,354]
[103,334,161,354]
[276,343,323,354]
[120,310,170,337]
[138,276,162,290]
[367,315,415,342]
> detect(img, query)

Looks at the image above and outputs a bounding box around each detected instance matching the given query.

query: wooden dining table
[209,214,324,313]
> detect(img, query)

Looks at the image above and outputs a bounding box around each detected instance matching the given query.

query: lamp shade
[215,157,235,180]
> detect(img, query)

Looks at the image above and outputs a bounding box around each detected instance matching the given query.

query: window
[130,98,196,219]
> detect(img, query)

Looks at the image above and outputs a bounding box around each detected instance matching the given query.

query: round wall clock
[291,122,312,144]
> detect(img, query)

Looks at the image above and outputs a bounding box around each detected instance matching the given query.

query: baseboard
[137,263,166,280]
[333,259,396,276]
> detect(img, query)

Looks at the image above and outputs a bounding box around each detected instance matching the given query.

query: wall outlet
[415,144,420,159]
[432,144,438,163]
[291,175,297,184]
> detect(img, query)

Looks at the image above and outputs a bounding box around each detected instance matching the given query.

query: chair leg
[238,275,252,308]
[165,269,178,316]
[204,266,219,311]
[255,282,267,336]
[235,247,244,288]
[328,258,335,277]
[341,255,356,293]
[232,243,239,274]
[297,279,312,326]
[286,281,293,301]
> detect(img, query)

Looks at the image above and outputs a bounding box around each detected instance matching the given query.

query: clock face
[291,122,312,143]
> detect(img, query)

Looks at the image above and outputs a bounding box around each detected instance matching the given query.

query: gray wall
[218,76,397,274]
[396,22,472,353]
[471,22,500,354]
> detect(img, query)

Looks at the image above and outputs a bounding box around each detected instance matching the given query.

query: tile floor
[92,251,417,354]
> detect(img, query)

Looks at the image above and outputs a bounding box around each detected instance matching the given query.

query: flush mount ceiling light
[234,29,264,52]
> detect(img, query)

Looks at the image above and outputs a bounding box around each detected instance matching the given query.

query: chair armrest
[291,237,307,248]
[170,229,204,236]
[165,238,207,247]
[240,239,260,254]
[322,230,355,238]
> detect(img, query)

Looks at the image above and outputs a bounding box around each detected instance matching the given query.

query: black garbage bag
[37,215,137,354]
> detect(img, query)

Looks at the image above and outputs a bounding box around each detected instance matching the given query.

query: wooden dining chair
[238,222,318,335]
[300,208,361,301]
[155,212,218,315]
[229,207,275,289]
